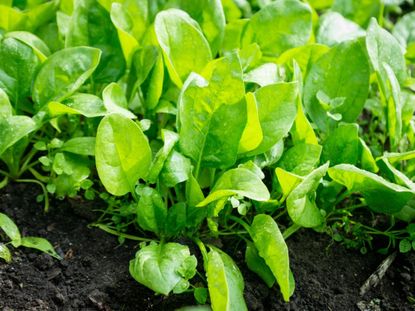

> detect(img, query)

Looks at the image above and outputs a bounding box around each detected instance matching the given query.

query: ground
[0,184,414,311]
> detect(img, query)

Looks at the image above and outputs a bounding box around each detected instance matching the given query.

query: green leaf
[95,114,152,196]
[0,115,36,157]
[129,242,197,295]
[244,63,280,87]
[392,11,415,50]
[322,123,359,166]
[304,39,370,131]
[102,82,136,119]
[32,46,101,109]
[148,130,179,183]
[316,12,365,47]
[65,0,125,83]
[48,94,106,118]
[0,243,11,263]
[250,0,312,57]
[161,150,192,188]
[20,237,61,260]
[0,37,39,105]
[250,214,291,301]
[0,88,12,116]
[61,137,96,156]
[206,247,247,311]
[245,242,275,288]
[238,92,263,154]
[155,9,212,87]
[0,5,25,31]
[358,138,379,173]
[328,164,415,214]
[0,212,21,247]
[194,287,208,305]
[276,168,303,198]
[178,53,246,169]
[197,168,270,207]
[399,239,412,253]
[287,163,328,227]
[244,82,298,157]
[332,0,381,28]
[366,18,407,86]
[136,186,167,235]
[5,31,51,62]
[278,143,322,176]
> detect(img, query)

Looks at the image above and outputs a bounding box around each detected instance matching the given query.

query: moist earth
[0,184,414,311]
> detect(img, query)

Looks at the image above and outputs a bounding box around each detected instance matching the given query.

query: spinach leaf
[130,242,197,295]
[206,247,247,311]
[32,46,101,109]
[95,114,152,196]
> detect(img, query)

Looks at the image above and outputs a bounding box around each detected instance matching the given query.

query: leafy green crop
[0,0,415,309]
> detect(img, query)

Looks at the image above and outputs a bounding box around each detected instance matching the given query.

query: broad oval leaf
[95,114,152,196]
[0,243,11,263]
[32,46,101,109]
[178,53,246,169]
[245,242,275,288]
[0,115,36,157]
[332,0,381,28]
[250,0,312,57]
[197,168,270,207]
[303,39,370,131]
[328,164,415,215]
[393,11,415,50]
[61,137,96,156]
[155,9,212,87]
[250,214,291,301]
[129,242,197,295]
[136,186,167,236]
[287,163,328,227]
[206,247,247,311]
[278,143,322,176]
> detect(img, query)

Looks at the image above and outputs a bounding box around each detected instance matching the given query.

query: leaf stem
[15,179,49,212]
[91,224,153,242]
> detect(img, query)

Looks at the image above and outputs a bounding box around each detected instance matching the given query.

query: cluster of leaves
[0,0,415,309]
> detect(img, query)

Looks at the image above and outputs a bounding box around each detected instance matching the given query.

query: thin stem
[16,179,49,212]
[91,224,153,242]
[282,224,301,239]
[228,215,252,235]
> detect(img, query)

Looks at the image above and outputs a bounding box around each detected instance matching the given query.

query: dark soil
[0,183,414,311]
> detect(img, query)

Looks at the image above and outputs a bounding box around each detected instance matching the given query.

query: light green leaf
[0,212,21,247]
[206,247,247,311]
[0,5,25,31]
[155,9,212,87]
[279,143,322,176]
[95,114,152,196]
[0,115,36,157]
[366,18,407,86]
[197,168,270,207]
[358,138,379,173]
[20,237,61,260]
[48,94,106,118]
[61,137,96,156]
[102,82,136,119]
[250,214,291,301]
[276,168,303,198]
[332,0,381,27]
[245,82,298,156]
[5,31,51,62]
[250,0,312,57]
[304,40,370,131]
[178,53,246,169]
[393,11,415,50]
[136,186,167,235]
[148,130,179,183]
[32,47,101,109]
[129,242,197,295]
[317,12,365,47]
[0,243,11,263]
[161,151,192,188]
[287,163,328,227]
[238,92,263,154]
[244,63,280,87]
[328,164,415,214]
[0,88,12,116]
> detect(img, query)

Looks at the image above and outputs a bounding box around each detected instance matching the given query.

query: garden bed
[1,184,413,311]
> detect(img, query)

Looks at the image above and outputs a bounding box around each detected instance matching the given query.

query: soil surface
[0,183,414,311]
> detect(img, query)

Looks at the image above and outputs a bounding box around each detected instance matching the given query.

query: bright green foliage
[1,0,415,309]
[95,114,152,196]
[250,214,291,301]
[129,242,197,295]
[206,247,247,311]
